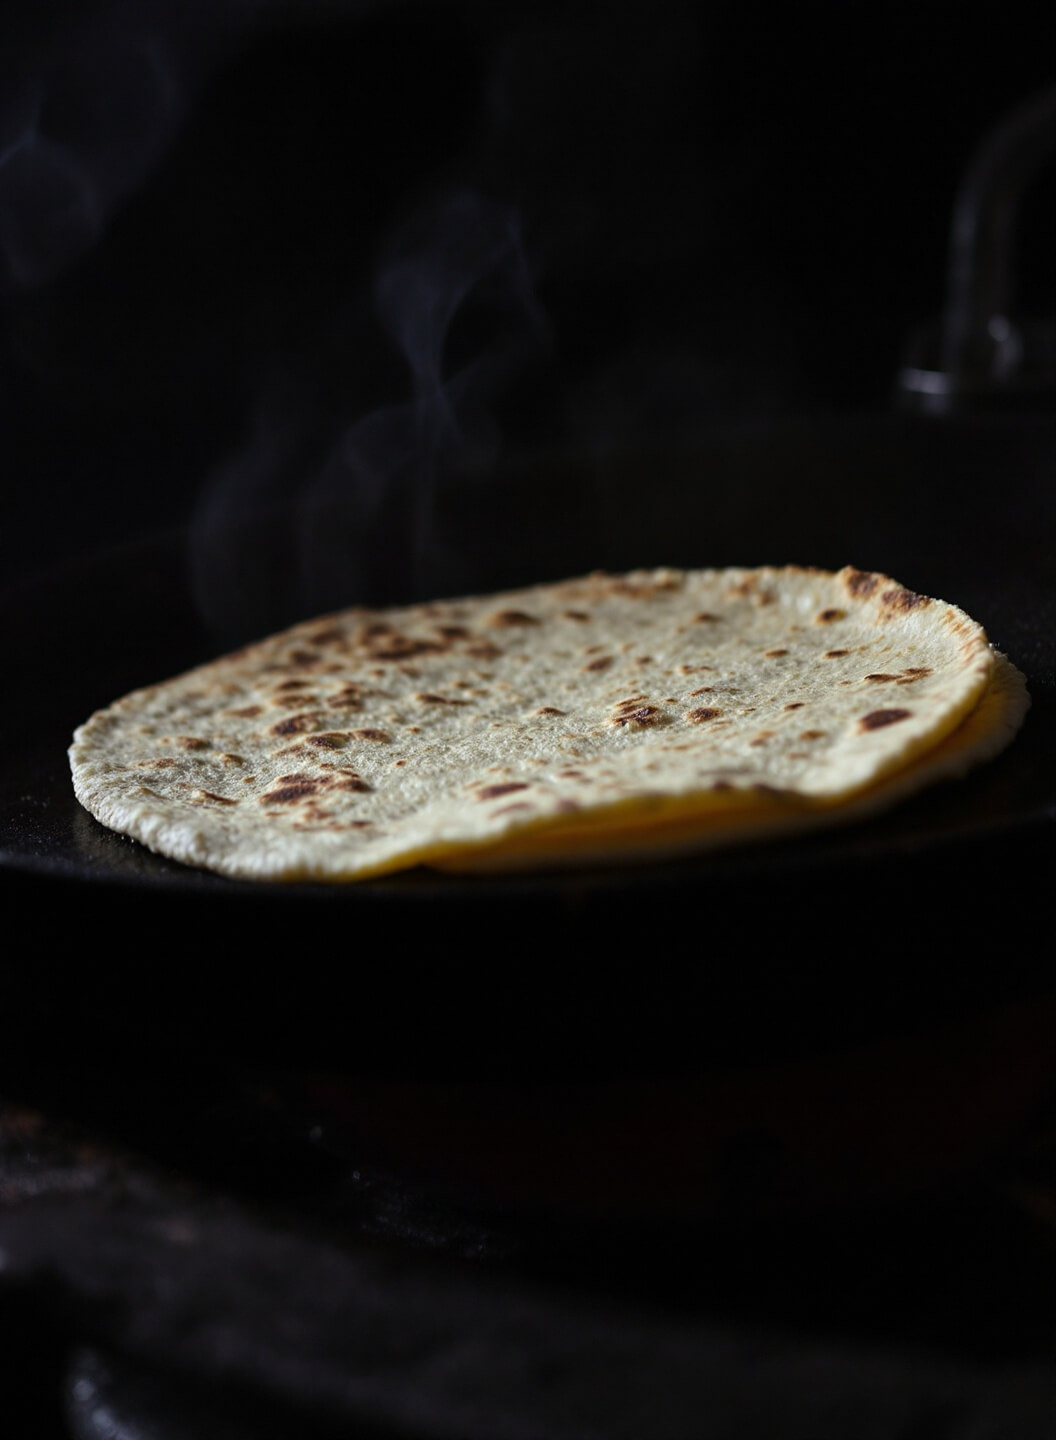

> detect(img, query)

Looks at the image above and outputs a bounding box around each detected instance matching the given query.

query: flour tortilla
[69,566,1027,882]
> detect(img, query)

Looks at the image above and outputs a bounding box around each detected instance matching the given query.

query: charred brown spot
[174,736,211,751]
[823,649,850,659]
[535,706,565,716]
[369,634,442,661]
[749,732,774,746]
[693,612,720,622]
[799,730,827,741]
[755,590,777,606]
[287,648,321,668]
[784,702,805,710]
[415,692,470,706]
[270,712,326,736]
[764,648,788,658]
[478,782,530,800]
[307,733,350,750]
[816,609,846,624]
[898,667,933,684]
[271,691,321,709]
[466,641,503,660]
[335,775,372,793]
[350,728,392,742]
[864,673,900,682]
[687,707,723,722]
[843,569,879,598]
[192,790,237,806]
[261,778,321,805]
[611,705,661,728]
[488,609,539,627]
[275,679,312,691]
[729,577,758,597]
[689,686,715,696]
[326,687,364,710]
[227,705,263,719]
[881,587,930,613]
[306,626,345,645]
[860,708,912,730]
[563,610,591,622]
[436,624,470,639]
[583,655,614,672]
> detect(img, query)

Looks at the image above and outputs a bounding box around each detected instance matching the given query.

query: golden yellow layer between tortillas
[69,566,1026,881]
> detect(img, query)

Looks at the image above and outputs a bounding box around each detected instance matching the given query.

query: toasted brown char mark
[414,692,470,706]
[326,686,365,710]
[350,728,392,742]
[270,712,328,736]
[784,702,805,710]
[563,610,591,622]
[583,655,614,672]
[823,649,850,659]
[191,790,238,805]
[843,568,879,598]
[764,649,788,658]
[488,609,539,627]
[261,778,320,804]
[693,612,721,623]
[306,733,350,749]
[881,587,930,613]
[859,708,912,730]
[864,673,900,682]
[815,609,846,624]
[478,782,530,800]
[799,730,826,741]
[609,575,682,598]
[535,707,565,716]
[227,705,263,719]
[689,687,714,696]
[687,707,723,722]
[306,625,346,646]
[610,705,661,728]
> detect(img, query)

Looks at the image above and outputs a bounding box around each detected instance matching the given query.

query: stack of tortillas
[69,565,1028,881]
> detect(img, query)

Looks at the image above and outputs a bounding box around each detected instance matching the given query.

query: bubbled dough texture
[69,566,1008,881]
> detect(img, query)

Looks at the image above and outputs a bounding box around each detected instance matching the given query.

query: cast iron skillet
[2,415,1053,1082]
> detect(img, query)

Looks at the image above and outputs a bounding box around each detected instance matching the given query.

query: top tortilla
[68,565,1021,882]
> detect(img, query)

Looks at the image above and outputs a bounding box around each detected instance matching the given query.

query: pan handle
[896,85,1056,414]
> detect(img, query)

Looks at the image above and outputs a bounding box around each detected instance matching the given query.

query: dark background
[2,0,1053,601]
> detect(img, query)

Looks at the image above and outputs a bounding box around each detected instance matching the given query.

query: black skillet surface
[2,414,1054,1080]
